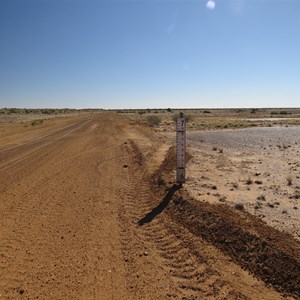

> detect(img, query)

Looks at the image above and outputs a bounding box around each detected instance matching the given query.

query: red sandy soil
[0,113,299,299]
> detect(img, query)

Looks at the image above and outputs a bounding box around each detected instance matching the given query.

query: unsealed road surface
[0,113,297,299]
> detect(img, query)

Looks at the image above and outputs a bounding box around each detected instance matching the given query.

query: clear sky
[0,0,299,109]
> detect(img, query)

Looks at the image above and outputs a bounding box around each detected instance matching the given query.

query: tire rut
[119,139,252,300]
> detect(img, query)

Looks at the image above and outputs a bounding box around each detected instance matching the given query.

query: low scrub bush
[147,115,161,126]
[31,119,44,126]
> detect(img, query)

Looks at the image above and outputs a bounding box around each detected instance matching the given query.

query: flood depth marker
[176,112,186,184]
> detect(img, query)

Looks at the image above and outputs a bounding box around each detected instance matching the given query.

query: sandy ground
[184,127,300,241]
[0,113,299,299]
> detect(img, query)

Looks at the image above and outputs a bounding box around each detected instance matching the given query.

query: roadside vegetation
[2,107,300,129]
[120,108,300,130]
[31,119,44,126]
[146,115,161,126]
[0,108,100,115]
[0,108,101,125]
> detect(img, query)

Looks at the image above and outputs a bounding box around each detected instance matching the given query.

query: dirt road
[0,113,299,299]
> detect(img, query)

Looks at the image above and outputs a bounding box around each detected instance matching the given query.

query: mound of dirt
[152,147,300,298]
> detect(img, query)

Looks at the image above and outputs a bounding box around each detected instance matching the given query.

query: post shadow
[138,183,182,226]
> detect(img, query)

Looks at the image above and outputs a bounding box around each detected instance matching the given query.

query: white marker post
[176,112,186,184]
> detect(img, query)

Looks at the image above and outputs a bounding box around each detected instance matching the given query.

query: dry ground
[0,112,299,299]
[185,127,300,241]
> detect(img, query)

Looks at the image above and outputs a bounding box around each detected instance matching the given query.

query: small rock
[219,195,226,202]
[143,251,149,256]
[18,289,25,295]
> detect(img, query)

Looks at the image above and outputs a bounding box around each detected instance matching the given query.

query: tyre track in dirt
[117,144,178,299]
[118,138,287,300]
[152,147,300,299]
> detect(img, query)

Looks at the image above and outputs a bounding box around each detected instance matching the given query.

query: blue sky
[0,0,299,109]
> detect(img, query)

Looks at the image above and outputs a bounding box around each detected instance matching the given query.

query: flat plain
[0,108,299,299]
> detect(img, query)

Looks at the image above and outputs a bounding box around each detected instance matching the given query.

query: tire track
[119,138,287,300]
[118,140,239,299]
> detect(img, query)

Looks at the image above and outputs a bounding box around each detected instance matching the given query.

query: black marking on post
[176,113,186,184]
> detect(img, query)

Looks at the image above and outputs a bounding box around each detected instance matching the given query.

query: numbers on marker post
[176,117,186,184]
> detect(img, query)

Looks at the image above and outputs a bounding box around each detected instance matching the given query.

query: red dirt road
[0,113,299,299]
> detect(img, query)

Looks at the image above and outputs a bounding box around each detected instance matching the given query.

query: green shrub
[42,109,55,114]
[280,111,289,115]
[31,119,44,126]
[9,108,17,114]
[147,115,161,126]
